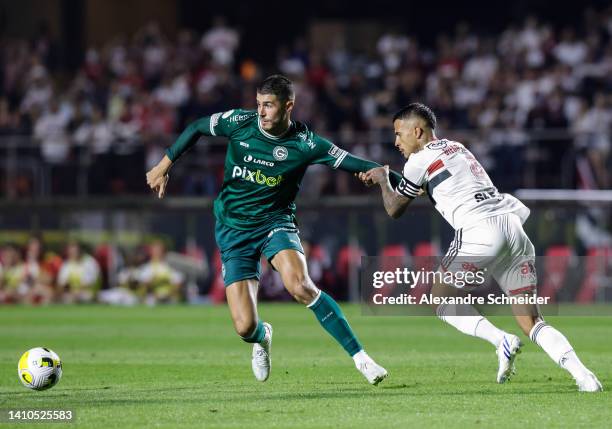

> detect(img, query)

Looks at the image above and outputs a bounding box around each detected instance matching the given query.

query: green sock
[308,291,362,356]
[241,320,265,343]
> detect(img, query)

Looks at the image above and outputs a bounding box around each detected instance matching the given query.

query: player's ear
[285,99,294,114]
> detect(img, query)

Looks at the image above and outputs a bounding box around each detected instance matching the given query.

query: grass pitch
[0,304,610,428]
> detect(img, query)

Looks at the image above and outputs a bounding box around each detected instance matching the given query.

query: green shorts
[214,221,304,286]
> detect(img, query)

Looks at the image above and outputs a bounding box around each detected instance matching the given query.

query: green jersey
[166,109,400,230]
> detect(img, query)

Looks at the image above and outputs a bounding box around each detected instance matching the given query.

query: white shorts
[440,213,537,295]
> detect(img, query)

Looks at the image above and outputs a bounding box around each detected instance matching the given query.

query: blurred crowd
[0,9,611,197]
[3,229,610,306]
[0,235,351,305]
[0,237,185,305]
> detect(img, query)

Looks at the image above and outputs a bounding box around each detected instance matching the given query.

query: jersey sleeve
[308,135,402,187]
[206,109,256,137]
[308,135,350,169]
[165,109,255,162]
[396,155,428,199]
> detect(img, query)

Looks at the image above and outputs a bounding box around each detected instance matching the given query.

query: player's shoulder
[406,141,442,165]
[290,121,325,152]
[401,140,446,175]
[423,138,464,151]
[210,108,257,137]
[217,108,257,125]
[292,121,315,140]
[425,139,468,157]
[412,139,465,163]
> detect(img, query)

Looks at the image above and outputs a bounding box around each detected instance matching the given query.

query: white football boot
[496,334,523,383]
[251,322,272,382]
[576,371,603,392]
[354,351,388,385]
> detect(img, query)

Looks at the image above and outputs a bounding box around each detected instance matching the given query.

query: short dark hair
[257,74,295,102]
[392,103,437,129]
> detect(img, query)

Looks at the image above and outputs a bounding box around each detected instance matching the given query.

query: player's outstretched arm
[145,117,209,199]
[145,109,254,198]
[165,117,210,163]
[337,152,403,188]
[309,138,403,187]
[361,166,412,219]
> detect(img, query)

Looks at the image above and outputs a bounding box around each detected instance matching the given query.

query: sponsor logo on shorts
[273,146,288,161]
[520,261,536,278]
[461,262,482,273]
[244,154,274,167]
[232,166,283,187]
[267,227,297,238]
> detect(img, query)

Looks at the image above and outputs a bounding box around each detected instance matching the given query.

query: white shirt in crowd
[34,109,71,163]
[58,255,100,290]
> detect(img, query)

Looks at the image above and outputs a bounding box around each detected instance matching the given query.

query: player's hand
[356,172,375,187]
[146,157,172,198]
[363,165,389,185]
[146,167,169,198]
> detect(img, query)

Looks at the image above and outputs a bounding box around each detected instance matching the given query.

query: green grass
[0,304,610,428]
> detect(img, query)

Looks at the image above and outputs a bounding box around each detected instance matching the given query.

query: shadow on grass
[3,380,595,408]
[1,386,113,396]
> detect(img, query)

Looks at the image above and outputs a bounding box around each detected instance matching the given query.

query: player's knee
[283,272,316,304]
[512,302,542,336]
[233,318,257,338]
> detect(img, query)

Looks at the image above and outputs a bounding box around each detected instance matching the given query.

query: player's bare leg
[226,279,273,382]
[512,300,602,392]
[271,249,387,385]
[430,281,522,383]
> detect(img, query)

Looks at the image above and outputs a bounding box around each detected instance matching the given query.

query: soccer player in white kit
[360,103,602,392]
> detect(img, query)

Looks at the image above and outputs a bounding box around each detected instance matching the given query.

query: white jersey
[396,139,530,229]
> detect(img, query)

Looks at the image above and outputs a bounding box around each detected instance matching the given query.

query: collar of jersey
[258,118,294,140]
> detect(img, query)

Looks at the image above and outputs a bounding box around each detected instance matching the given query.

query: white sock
[560,351,591,380]
[529,321,589,379]
[352,350,370,366]
[437,303,507,347]
[474,317,507,348]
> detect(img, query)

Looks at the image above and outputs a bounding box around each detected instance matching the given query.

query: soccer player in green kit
[147,75,397,385]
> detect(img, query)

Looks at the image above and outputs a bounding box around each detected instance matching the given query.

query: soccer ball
[18,347,63,391]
